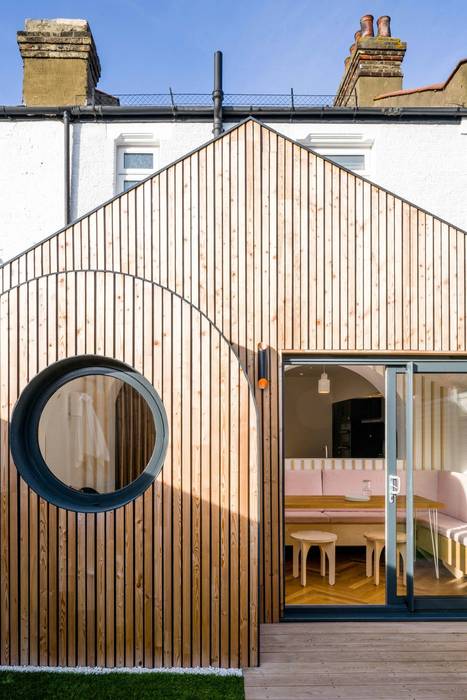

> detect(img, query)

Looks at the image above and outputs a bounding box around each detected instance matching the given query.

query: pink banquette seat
[417,471,467,545]
[285,465,467,564]
[284,468,440,525]
[284,469,326,522]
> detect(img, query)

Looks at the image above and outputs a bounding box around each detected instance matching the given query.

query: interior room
[38,374,156,494]
[284,364,467,606]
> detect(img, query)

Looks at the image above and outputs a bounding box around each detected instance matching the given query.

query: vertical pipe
[212,50,224,137]
[63,110,70,225]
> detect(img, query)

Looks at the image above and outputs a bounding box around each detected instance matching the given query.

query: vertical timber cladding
[0,118,467,663]
[0,274,259,667]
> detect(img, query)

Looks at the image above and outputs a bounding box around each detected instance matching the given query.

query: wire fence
[109,92,345,108]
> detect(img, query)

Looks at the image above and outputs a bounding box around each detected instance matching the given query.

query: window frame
[116,143,157,193]
[298,132,374,175]
[10,355,168,513]
[321,152,366,171]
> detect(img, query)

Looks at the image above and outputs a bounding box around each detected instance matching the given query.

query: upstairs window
[324,153,366,171]
[115,137,158,193]
[298,132,373,174]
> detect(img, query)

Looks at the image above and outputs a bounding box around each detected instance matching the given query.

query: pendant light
[318,366,330,394]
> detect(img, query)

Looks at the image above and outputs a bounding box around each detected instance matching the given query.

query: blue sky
[1,1,466,103]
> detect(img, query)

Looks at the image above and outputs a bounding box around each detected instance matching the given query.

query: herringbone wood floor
[285,547,467,605]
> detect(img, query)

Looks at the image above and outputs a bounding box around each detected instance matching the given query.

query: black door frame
[281,354,467,621]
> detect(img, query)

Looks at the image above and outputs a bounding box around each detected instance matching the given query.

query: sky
[1,1,466,104]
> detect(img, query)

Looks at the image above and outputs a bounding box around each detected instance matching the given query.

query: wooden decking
[244,622,467,699]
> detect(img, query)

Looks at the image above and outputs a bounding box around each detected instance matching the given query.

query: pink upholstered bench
[285,467,394,546]
[416,471,467,578]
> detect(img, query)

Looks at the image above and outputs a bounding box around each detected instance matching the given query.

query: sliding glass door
[387,361,467,611]
[282,355,467,617]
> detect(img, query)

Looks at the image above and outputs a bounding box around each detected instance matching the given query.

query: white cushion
[417,512,467,546]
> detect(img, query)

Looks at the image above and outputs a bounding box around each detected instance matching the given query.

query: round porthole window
[10,356,168,512]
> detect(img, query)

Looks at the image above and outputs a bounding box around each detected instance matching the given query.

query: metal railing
[109,92,345,108]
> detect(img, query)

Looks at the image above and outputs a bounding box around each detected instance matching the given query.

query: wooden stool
[364,530,407,586]
[290,530,337,587]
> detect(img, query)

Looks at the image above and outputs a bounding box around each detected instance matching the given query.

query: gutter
[0,105,466,123]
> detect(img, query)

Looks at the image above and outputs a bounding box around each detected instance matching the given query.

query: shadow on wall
[0,460,259,669]
[0,270,261,670]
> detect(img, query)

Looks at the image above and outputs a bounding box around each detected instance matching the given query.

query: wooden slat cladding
[1,119,467,663]
[0,273,258,668]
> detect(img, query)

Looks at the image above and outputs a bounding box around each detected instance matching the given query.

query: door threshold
[283,605,467,621]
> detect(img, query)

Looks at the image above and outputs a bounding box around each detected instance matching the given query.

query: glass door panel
[394,371,410,601]
[412,371,467,599]
[385,366,409,606]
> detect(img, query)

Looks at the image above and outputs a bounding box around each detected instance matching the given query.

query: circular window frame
[10,355,169,512]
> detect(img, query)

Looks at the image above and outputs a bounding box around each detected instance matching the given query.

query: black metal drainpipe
[63,109,71,225]
[212,50,224,137]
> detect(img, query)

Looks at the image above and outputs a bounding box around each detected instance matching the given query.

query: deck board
[244,622,467,699]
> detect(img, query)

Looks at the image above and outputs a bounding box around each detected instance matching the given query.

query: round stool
[364,530,407,586]
[290,530,337,587]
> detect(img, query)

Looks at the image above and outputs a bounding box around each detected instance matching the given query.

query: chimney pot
[377,16,391,37]
[335,13,406,107]
[360,14,374,37]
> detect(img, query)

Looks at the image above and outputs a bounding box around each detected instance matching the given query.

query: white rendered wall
[273,120,467,238]
[0,120,213,263]
[69,121,213,223]
[0,118,467,263]
[0,121,65,263]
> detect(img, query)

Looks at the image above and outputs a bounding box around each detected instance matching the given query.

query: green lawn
[0,670,245,699]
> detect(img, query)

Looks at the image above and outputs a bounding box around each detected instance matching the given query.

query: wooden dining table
[285,495,444,577]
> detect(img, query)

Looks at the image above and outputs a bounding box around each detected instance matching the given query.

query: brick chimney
[334,14,406,107]
[17,18,118,106]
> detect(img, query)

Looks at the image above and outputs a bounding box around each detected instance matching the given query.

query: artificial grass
[0,670,245,699]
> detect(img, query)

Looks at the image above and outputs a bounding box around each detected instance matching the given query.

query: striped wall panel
[0,272,258,667]
[1,119,467,656]
[285,458,386,471]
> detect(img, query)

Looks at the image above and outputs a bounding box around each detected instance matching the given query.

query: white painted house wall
[277,120,467,235]
[0,118,467,263]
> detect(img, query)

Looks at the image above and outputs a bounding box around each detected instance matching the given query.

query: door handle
[388,475,401,504]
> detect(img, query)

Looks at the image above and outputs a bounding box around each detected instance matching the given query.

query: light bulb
[318,371,330,394]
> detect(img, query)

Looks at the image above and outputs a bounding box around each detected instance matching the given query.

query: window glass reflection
[38,375,156,494]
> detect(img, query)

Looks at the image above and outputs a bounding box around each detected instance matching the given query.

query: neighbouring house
[1,14,467,671]
[2,15,467,264]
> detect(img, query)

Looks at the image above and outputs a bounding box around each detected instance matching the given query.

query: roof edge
[375,58,467,100]
[1,104,467,121]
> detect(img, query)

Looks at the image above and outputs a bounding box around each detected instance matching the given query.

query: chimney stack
[17,18,118,106]
[334,14,406,107]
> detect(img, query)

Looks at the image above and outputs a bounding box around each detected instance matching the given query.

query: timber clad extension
[1,118,467,668]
